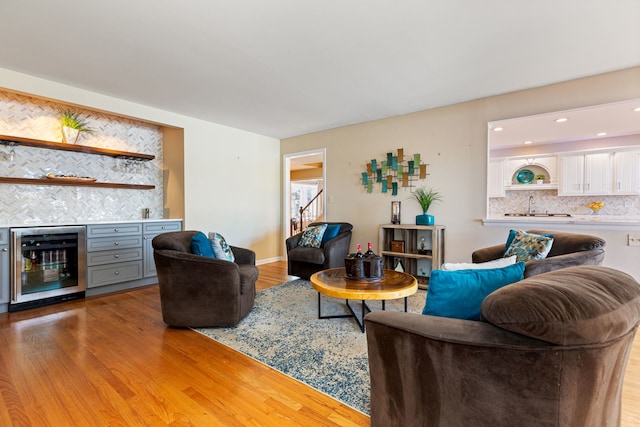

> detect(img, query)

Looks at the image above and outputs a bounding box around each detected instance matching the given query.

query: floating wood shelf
[0,177,155,190]
[0,134,155,161]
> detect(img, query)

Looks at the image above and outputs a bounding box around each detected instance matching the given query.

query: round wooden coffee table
[310,268,418,332]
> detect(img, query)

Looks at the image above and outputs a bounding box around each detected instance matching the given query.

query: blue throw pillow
[321,224,341,246]
[191,231,215,258]
[422,262,526,321]
[298,224,328,248]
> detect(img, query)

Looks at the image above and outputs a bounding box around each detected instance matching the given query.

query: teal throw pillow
[298,224,328,248]
[503,230,554,262]
[422,262,526,321]
[208,232,235,262]
[321,224,341,246]
[191,231,215,258]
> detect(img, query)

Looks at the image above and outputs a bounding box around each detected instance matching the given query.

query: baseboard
[257,256,284,265]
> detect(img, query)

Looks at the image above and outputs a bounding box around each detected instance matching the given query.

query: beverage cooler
[10,226,86,311]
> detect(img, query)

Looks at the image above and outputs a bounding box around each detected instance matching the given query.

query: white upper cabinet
[488,158,505,198]
[584,152,612,194]
[559,149,639,196]
[614,150,640,194]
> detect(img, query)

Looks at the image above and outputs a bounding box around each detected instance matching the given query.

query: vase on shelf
[416,212,435,225]
[591,209,600,215]
[61,126,80,144]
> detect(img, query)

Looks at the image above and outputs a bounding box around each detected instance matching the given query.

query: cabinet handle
[114,228,119,232]
[114,241,119,246]
[162,226,165,230]
[114,254,119,259]
[114,271,120,276]
[1,248,7,252]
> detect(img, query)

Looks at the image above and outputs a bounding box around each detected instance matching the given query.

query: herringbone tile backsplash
[0,90,164,224]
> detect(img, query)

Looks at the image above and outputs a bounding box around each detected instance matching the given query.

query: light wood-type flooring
[0,260,638,426]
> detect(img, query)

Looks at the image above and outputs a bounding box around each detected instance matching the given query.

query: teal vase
[416,213,434,225]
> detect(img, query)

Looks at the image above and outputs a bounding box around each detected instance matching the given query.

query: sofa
[365,266,640,427]
[472,229,605,277]
[285,222,353,279]
[152,230,259,327]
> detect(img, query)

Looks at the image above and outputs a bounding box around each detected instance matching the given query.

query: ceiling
[489,98,640,150]
[0,1,639,139]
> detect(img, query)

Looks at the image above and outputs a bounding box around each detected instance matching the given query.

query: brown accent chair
[472,229,605,278]
[285,222,353,279]
[365,266,640,427]
[152,230,259,327]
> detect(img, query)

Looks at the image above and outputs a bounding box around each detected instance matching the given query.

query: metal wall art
[361,148,428,195]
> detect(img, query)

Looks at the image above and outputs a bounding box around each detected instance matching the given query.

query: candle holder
[391,201,401,224]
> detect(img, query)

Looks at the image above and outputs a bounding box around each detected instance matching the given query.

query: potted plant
[409,187,442,225]
[59,110,94,144]
[535,174,545,184]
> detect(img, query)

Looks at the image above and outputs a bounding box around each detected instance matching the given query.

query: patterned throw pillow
[208,232,235,262]
[298,224,328,248]
[503,230,554,262]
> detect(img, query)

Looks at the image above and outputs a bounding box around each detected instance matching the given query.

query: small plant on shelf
[59,110,94,144]
[535,174,545,184]
[410,187,442,214]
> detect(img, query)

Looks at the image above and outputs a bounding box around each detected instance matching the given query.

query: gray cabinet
[143,221,182,277]
[86,223,143,288]
[0,229,9,304]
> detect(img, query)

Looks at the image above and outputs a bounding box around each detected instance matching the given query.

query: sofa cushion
[422,262,526,321]
[208,232,235,262]
[191,232,215,258]
[481,266,640,345]
[441,255,517,271]
[298,224,328,248]
[287,246,326,264]
[503,230,554,262]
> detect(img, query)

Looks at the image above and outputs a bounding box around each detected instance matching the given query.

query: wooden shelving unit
[0,134,155,161]
[0,134,156,190]
[378,224,445,289]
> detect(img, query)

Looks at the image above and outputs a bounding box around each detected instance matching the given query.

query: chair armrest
[231,245,256,265]
[524,248,605,277]
[286,233,302,251]
[154,250,241,292]
[471,244,505,263]
[323,231,352,261]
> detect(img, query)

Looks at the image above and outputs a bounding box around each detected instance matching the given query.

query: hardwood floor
[0,261,638,426]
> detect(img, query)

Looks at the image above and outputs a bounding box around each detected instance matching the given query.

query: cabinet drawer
[0,228,8,245]
[143,221,182,235]
[87,261,143,288]
[87,235,143,252]
[87,223,142,238]
[86,247,143,266]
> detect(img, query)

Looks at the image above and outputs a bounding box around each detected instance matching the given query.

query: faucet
[528,195,535,215]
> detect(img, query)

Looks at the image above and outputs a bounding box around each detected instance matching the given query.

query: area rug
[195,279,426,415]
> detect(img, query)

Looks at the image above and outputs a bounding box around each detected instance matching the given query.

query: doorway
[283,149,326,240]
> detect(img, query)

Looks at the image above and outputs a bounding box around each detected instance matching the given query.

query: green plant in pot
[59,110,94,144]
[409,186,442,225]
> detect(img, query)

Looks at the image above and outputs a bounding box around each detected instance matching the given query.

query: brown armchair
[152,230,259,327]
[365,266,640,427]
[286,222,353,279]
[472,229,605,277]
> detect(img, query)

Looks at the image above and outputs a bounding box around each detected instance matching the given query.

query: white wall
[282,67,640,280]
[0,67,281,261]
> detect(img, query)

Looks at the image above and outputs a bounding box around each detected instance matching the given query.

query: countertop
[483,215,640,230]
[0,219,183,229]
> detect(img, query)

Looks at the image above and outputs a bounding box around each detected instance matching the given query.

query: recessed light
[493,127,503,132]
[523,140,533,145]
[634,107,640,112]
[596,132,607,136]
[555,118,568,123]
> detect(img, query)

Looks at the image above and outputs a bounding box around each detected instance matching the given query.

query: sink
[504,213,572,217]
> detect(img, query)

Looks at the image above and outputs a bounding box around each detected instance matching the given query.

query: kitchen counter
[0,219,182,228]
[483,215,640,230]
